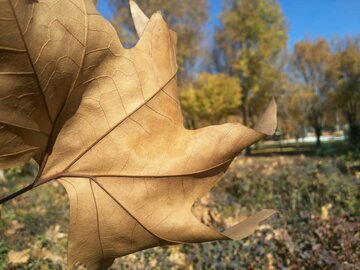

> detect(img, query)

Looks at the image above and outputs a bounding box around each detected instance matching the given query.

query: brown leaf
[4,220,25,237]
[321,203,332,221]
[33,248,63,264]
[168,246,188,267]
[45,224,66,242]
[274,228,296,254]
[8,249,30,265]
[0,1,277,269]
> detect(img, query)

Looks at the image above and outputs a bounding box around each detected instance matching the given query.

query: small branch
[0,183,34,204]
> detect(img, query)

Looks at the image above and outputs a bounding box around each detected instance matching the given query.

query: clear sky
[97,0,360,50]
[278,0,360,48]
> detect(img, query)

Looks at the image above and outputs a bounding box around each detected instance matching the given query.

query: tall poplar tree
[330,37,360,145]
[292,39,331,147]
[215,0,287,153]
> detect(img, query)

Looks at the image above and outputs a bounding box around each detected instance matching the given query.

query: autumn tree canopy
[291,39,332,147]
[330,37,360,144]
[181,73,242,128]
[215,0,287,130]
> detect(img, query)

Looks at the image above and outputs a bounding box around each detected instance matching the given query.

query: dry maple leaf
[0,0,277,269]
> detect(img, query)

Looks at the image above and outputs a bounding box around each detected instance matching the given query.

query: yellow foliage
[181,73,242,127]
[330,38,360,119]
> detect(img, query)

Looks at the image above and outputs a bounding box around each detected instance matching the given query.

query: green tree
[330,37,360,145]
[291,39,332,147]
[215,0,287,153]
[181,73,242,128]
[110,0,208,80]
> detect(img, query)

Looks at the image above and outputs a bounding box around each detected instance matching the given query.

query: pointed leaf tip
[129,0,150,38]
[254,98,277,136]
[222,209,276,240]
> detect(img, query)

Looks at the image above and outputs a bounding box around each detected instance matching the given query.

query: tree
[279,81,312,143]
[109,0,208,80]
[215,0,287,153]
[291,39,331,147]
[330,37,360,145]
[181,73,242,128]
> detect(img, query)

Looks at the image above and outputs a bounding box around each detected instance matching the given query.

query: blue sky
[97,0,360,50]
[278,0,360,48]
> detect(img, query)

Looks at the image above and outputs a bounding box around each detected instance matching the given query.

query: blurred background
[0,0,359,269]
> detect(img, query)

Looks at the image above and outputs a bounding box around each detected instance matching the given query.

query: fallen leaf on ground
[274,228,296,254]
[33,248,63,264]
[5,220,25,237]
[321,203,332,221]
[45,224,66,242]
[8,249,30,265]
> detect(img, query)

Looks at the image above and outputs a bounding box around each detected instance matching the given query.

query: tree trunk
[241,104,252,156]
[348,122,360,146]
[315,127,322,147]
[345,110,359,146]
[295,135,299,153]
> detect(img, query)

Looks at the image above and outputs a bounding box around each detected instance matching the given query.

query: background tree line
[109,0,360,150]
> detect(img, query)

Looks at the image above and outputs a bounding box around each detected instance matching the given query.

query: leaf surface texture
[0,0,277,269]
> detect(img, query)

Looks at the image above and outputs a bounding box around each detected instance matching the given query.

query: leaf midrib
[39,157,232,184]
[60,71,178,174]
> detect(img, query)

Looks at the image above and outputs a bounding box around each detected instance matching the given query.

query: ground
[0,153,359,269]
